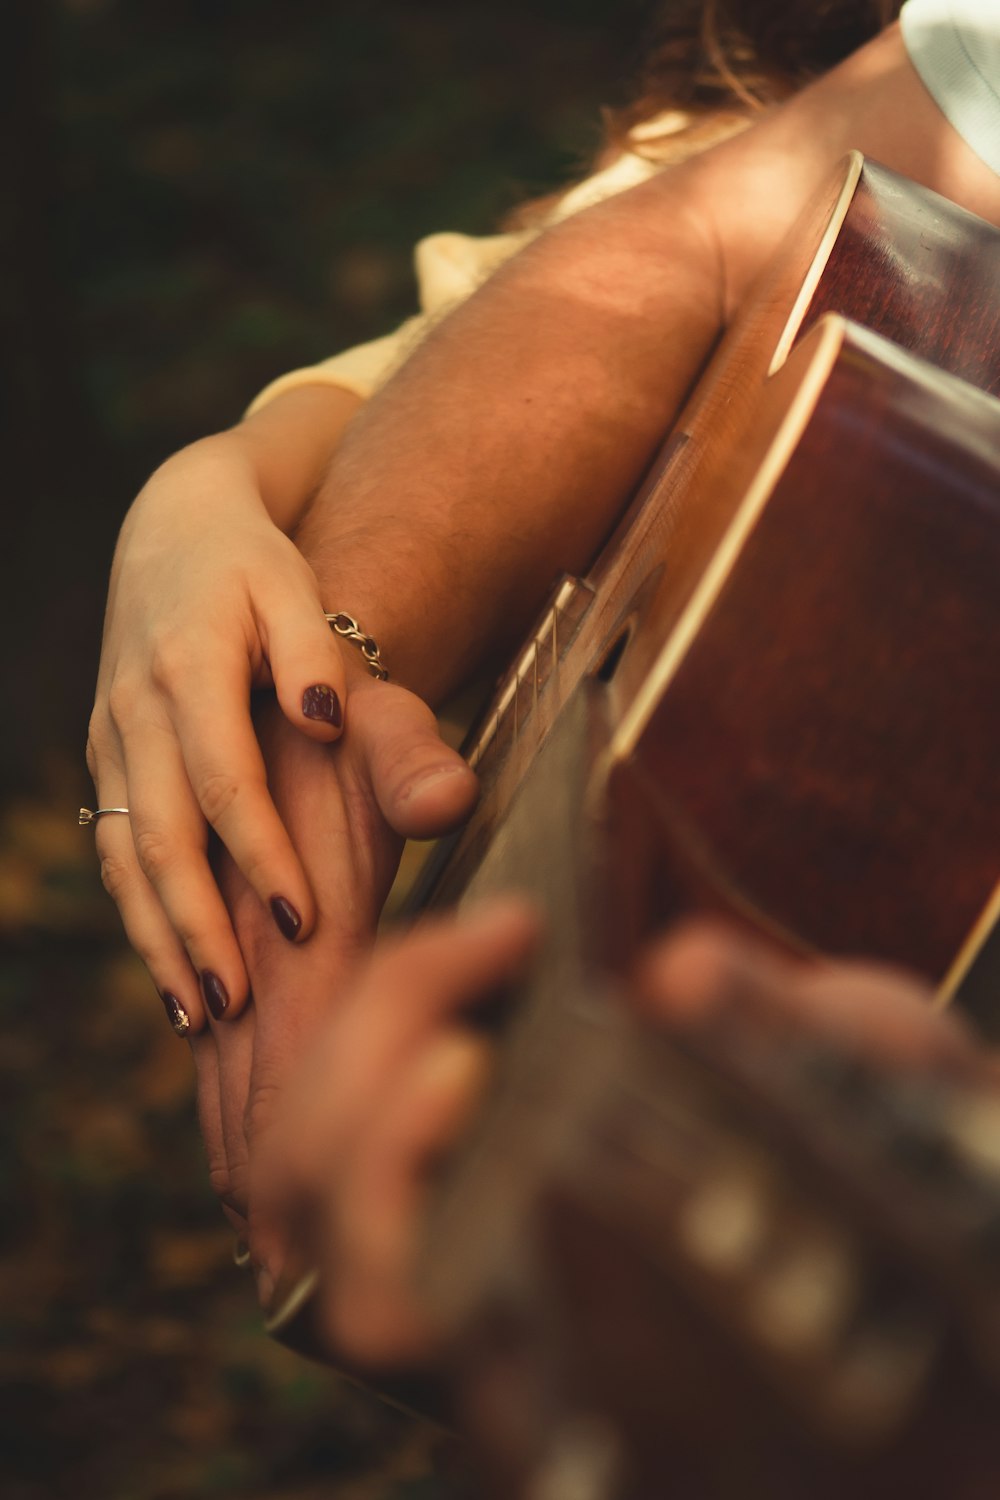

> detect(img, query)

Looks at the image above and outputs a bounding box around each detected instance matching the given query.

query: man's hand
[252,915,993,1373]
[632,921,981,1073]
[190,678,478,1300]
[258,899,542,1365]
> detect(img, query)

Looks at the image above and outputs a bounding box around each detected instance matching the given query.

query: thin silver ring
[78,806,130,826]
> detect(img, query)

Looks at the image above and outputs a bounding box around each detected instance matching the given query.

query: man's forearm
[297,22,1000,708]
[297,180,727,704]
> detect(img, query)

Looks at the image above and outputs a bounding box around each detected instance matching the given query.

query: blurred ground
[1,1,659,1495]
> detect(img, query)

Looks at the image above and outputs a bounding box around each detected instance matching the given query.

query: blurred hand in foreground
[254,914,992,1371]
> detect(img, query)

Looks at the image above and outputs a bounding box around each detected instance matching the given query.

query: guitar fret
[467,575,594,772]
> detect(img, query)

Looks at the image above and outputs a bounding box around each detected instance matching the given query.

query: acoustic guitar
[272,155,1000,1496]
[416,150,1000,1008]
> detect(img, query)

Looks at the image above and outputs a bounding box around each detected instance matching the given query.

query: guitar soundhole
[595,625,632,684]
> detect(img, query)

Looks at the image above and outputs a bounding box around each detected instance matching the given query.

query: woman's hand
[87,431,357,1032]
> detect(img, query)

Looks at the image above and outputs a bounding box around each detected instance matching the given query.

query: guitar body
[443,1008,1000,1500]
[407,157,1000,1494]
[603,316,1000,993]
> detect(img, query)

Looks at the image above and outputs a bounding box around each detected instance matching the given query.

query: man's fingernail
[270,895,302,942]
[202,971,229,1020]
[400,765,472,803]
[302,684,342,727]
[161,992,191,1037]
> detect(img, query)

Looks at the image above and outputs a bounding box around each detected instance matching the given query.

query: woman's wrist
[127,380,366,548]
[236,382,365,531]
[122,434,272,550]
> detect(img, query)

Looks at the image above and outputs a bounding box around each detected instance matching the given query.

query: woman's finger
[89,714,206,1032]
[114,714,253,1022]
[91,786,207,1035]
[260,587,349,744]
[112,653,318,993]
[155,649,319,949]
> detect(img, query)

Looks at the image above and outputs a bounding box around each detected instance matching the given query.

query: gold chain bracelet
[324,612,390,681]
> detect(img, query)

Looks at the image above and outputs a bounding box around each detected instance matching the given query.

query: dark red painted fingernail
[202,971,229,1020]
[302,684,342,727]
[270,895,302,941]
[161,992,191,1037]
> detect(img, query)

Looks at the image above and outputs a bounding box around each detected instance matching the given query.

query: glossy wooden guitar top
[604,316,1000,990]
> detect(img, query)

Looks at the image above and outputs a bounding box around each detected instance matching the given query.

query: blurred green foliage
[2,3,660,1496]
[4,0,658,805]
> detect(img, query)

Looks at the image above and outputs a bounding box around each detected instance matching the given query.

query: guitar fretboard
[465,573,595,776]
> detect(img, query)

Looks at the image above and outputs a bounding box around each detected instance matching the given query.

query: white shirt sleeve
[901,0,1000,174]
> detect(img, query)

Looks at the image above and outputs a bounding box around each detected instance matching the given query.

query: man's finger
[325,1029,492,1367]
[348,682,479,840]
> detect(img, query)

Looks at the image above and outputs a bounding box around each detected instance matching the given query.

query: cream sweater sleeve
[244,150,665,414]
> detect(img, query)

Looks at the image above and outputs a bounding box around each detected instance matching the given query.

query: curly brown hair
[508,1,903,224]
[612,0,903,148]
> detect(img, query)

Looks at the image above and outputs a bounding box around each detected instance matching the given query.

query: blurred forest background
[1,1,662,1496]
